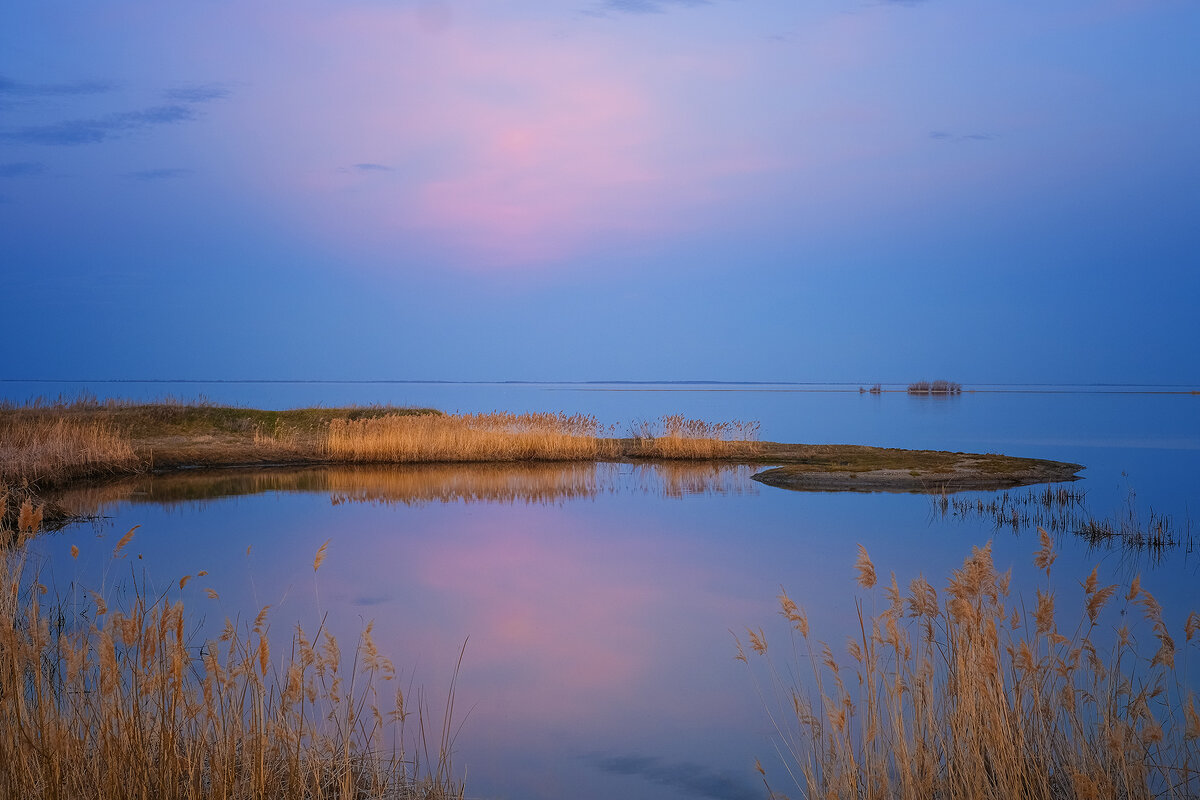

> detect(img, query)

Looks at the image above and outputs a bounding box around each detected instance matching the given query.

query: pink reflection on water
[418,512,654,697]
[293,494,773,777]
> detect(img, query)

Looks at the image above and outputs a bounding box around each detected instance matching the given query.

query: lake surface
[7,381,1199,800]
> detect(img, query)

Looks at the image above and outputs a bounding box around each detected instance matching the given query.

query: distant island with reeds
[0,398,1083,528]
[858,380,964,395]
[908,379,963,395]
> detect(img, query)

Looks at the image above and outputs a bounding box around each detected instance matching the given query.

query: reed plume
[0,508,463,800]
[740,537,1200,799]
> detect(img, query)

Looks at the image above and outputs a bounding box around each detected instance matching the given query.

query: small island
[748,444,1079,492]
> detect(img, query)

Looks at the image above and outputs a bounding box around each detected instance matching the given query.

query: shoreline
[1,404,1085,528]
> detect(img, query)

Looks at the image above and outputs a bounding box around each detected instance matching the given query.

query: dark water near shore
[7,381,1199,800]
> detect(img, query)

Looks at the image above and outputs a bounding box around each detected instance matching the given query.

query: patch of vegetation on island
[907,379,963,395]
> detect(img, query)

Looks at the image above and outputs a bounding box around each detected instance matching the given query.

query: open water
[4,380,1197,800]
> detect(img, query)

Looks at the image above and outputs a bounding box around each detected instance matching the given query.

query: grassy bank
[0,401,764,484]
[0,506,462,800]
[739,532,1200,798]
[0,399,441,482]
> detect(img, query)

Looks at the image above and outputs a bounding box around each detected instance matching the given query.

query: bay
[8,380,1198,800]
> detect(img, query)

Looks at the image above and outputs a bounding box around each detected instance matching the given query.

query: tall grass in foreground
[738,531,1200,799]
[0,416,138,485]
[0,508,462,800]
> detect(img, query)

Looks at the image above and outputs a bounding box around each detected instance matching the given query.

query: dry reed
[0,509,463,800]
[1,403,763,494]
[627,415,763,459]
[327,412,616,462]
[934,485,1194,556]
[327,412,762,463]
[0,416,138,486]
[739,530,1200,799]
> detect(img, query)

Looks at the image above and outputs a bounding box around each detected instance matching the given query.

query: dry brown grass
[627,415,763,459]
[739,530,1200,799]
[0,509,463,800]
[327,412,618,462]
[327,412,764,463]
[0,416,139,486]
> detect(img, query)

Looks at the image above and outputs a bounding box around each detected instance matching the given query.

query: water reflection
[53,462,760,517]
[42,464,776,800]
[591,754,760,800]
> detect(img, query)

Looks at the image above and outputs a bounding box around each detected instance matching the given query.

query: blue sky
[2,0,1197,383]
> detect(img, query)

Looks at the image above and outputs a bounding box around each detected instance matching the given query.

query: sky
[2,0,1198,384]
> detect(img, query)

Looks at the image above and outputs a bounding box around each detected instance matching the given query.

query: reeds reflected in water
[933,484,1194,559]
[50,462,760,517]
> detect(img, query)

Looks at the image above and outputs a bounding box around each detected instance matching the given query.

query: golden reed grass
[327,412,615,462]
[738,531,1200,799]
[0,508,463,800]
[0,416,138,486]
[0,403,763,496]
[327,412,761,463]
[627,415,762,459]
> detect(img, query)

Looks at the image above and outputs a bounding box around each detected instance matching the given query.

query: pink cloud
[184,3,798,270]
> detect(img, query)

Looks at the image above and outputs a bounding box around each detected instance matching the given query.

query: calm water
[8,381,1200,800]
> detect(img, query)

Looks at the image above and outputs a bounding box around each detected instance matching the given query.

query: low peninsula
[1,402,1083,509]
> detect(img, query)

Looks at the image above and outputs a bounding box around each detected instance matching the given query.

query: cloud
[353,162,394,172]
[126,167,193,181]
[590,0,711,15]
[165,83,232,103]
[0,74,115,97]
[929,130,994,142]
[0,161,47,178]
[1,104,196,146]
[593,754,758,800]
